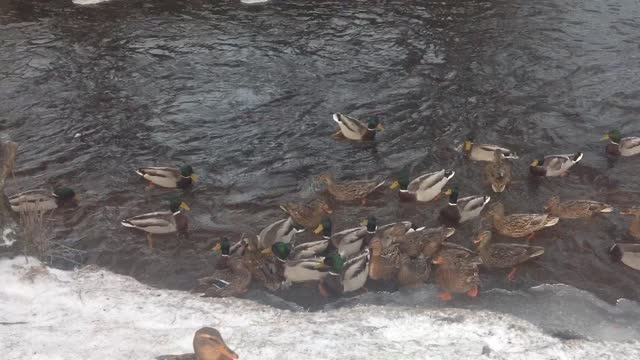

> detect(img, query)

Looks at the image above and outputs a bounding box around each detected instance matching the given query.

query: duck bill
[444,188,453,196]
[376,123,384,131]
[464,140,472,151]
[73,195,80,203]
[261,248,273,255]
[359,219,368,226]
[216,345,239,360]
[600,134,610,141]
[431,256,444,265]
[212,243,221,252]
[190,174,198,182]
[179,202,191,211]
[313,224,324,234]
[390,180,400,189]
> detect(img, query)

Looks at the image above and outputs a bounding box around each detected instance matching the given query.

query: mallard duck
[368,238,401,281]
[488,202,558,240]
[432,252,480,301]
[609,243,640,271]
[157,327,238,360]
[212,237,248,270]
[485,150,512,193]
[240,248,283,292]
[461,137,518,162]
[332,113,384,141]
[262,239,329,261]
[397,254,431,288]
[390,169,455,202]
[121,199,190,249]
[319,249,370,296]
[601,129,640,157]
[260,242,331,286]
[544,196,614,219]
[193,240,251,298]
[620,207,640,240]
[370,221,414,248]
[529,152,583,177]
[317,173,385,204]
[435,242,483,267]
[280,198,332,229]
[473,230,544,281]
[136,165,197,189]
[256,217,305,250]
[9,188,78,212]
[439,187,491,225]
[320,216,377,259]
[396,226,456,258]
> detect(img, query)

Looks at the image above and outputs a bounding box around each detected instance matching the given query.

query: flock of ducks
[6,114,640,360]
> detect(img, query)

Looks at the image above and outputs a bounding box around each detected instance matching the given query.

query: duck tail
[121,220,135,228]
[135,168,145,177]
[444,170,456,180]
[529,247,545,258]
[572,152,584,162]
[543,216,559,227]
[373,180,386,190]
[608,243,619,254]
[332,113,342,124]
[482,196,492,206]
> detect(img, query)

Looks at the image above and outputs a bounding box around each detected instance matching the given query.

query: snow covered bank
[1,257,639,360]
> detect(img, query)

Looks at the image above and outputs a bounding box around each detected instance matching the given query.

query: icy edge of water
[1,257,639,360]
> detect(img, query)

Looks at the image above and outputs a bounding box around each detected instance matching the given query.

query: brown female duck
[156,327,238,360]
[484,150,512,193]
[620,207,640,240]
[317,173,385,204]
[544,196,614,219]
[473,230,544,281]
[395,226,455,258]
[488,202,558,240]
[432,253,480,301]
[280,198,332,229]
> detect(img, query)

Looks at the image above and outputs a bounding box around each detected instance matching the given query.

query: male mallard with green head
[9,187,78,212]
[544,196,614,219]
[601,129,640,157]
[264,242,330,286]
[461,137,518,162]
[390,168,455,202]
[319,249,370,296]
[317,173,385,205]
[485,150,512,193]
[473,230,544,281]
[156,327,238,360]
[488,202,558,240]
[121,198,190,249]
[439,187,491,226]
[332,113,384,141]
[318,216,377,259]
[529,152,583,177]
[136,165,197,189]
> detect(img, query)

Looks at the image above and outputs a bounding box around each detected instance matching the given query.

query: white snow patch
[1,257,639,360]
[1,227,16,247]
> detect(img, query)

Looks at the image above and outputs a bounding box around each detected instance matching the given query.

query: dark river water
[2,0,640,307]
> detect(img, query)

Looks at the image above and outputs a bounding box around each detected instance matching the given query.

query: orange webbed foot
[506,267,517,282]
[466,287,479,297]
[437,292,453,301]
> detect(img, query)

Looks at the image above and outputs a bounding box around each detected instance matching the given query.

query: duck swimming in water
[601,129,640,157]
[332,113,384,141]
[136,165,197,189]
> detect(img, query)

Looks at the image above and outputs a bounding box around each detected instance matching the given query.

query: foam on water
[1,257,639,360]
[72,0,110,5]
